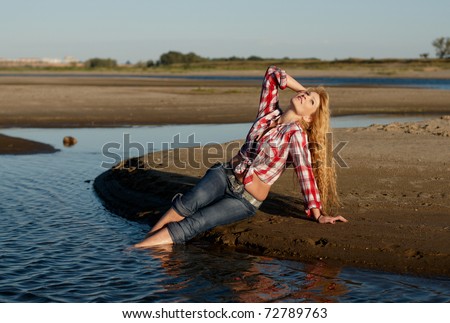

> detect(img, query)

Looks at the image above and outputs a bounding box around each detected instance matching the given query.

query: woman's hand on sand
[318,214,348,224]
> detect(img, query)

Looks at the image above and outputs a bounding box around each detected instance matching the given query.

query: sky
[1,0,449,63]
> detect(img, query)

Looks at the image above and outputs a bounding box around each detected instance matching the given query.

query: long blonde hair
[300,86,340,214]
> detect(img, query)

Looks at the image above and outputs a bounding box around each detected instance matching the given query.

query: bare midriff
[230,155,271,202]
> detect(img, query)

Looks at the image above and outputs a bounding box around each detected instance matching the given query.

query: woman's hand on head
[286,74,306,92]
[317,214,348,224]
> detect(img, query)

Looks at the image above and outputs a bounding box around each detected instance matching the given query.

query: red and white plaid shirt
[234,66,322,214]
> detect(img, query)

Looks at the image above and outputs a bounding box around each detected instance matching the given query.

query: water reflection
[138,244,347,303]
[296,262,347,302]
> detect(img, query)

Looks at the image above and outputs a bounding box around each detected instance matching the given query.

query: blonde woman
[135,66,347,247]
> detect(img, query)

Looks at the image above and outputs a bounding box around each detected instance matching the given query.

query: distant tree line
[135,44,449,68]
[126,51,283,68]
[84,58,118,69]
[163,52,288,65]
[159,51,206,65]
[152,51,277,66]
[84,41,450,70]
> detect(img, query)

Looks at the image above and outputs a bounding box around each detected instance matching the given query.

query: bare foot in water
[135,227,174,248]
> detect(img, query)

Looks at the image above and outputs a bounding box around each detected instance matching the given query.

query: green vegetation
[84,58,118,69]
[1,50,449,73]
[159,51,206,65]
[432,37,450,59]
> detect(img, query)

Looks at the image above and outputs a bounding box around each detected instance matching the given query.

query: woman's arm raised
[256,66,287,119]
[256,67,305,119]
[286,73,307,92]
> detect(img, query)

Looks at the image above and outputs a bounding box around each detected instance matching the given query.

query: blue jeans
[167,162,259,244]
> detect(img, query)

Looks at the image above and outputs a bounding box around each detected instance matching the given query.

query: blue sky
[1,0,449,63]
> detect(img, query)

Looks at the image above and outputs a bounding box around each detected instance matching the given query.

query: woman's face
[290,91,320,122]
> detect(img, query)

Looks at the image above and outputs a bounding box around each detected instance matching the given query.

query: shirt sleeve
[256,65,287,119]
[289,129,322,216]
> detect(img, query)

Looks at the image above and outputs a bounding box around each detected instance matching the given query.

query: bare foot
[135,227,174,248]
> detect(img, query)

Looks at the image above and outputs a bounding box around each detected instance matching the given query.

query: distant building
[63,56,79,64]
[0,56,82,67]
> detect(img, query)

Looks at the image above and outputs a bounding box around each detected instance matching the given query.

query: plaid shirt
[234,66,322,214]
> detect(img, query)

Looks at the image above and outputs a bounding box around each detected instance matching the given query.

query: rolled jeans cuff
[171,193,191,218]
[166,221,186,244]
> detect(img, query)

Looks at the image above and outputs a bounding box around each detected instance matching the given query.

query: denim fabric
[167,163,258,244]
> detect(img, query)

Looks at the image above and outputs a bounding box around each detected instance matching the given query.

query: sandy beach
[1,74,450,129]
[1,73,449,277]
[94,116,450,277]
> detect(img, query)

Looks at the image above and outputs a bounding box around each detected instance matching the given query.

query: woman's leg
[139,163,228,241]
[170,163,228,218]
[147,207,183,236]
[166,195,256,244]
[136,196,255,247]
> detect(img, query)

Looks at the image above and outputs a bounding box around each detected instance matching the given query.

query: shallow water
[0,114,437,162]
[1,118,449,302]
[2,73,450,90]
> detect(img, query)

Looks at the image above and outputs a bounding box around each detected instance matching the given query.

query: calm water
[1,119,449,302]
[2,73,450,90]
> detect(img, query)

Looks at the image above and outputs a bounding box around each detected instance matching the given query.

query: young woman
[135,66,347,248]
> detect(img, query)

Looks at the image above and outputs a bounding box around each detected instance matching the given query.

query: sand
[93,115,450,277]
[0,133,58,154]
[1,74,449,277]
[1,75,450,128]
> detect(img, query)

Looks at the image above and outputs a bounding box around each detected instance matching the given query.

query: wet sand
[0,133,58,154]
[94,116,450,277]
[1,74,449,277]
